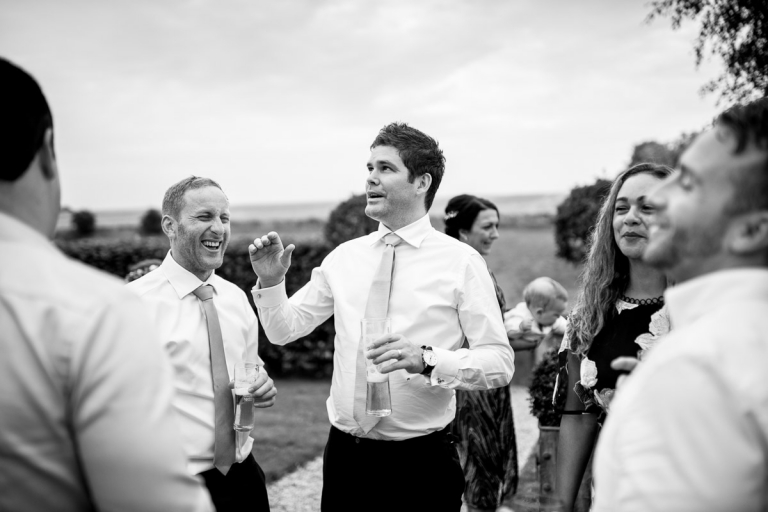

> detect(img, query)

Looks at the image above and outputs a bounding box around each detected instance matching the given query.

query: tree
[629,141,676,168]
[71,210,96,237]
[324,194,378,248]
[139,208,163,235]
[629,131,699,169]
[647,0,768,103]
[554,179,611,264]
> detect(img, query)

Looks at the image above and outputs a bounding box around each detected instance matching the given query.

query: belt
[331,425,455,446]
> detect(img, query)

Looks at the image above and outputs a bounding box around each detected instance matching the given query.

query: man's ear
[39,128,57,181]
[162,215,176,238]
[730,210,768,255]
[416,173,432,196]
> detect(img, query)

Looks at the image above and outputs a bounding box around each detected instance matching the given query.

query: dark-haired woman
[445,194,517,512]
[556,164,673,511]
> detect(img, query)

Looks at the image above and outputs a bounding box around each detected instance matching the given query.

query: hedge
[56,234,334,378]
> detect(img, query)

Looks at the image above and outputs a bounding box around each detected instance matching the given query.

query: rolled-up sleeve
[252,265,335,346]
[430,253,515,390]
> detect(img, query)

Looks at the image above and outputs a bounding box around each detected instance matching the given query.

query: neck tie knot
[193,284,214,301]
[382,233,402,247]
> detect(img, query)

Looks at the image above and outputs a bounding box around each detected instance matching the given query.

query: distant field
[57,193,566,229]
[487,226,581,306]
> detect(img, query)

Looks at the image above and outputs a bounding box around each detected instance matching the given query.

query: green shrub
[71,210,96,237]
[323,194,378,248]
[140,208,164,235]
[56,234,334,378]
[554,179,611,264]
[529,349,567,427]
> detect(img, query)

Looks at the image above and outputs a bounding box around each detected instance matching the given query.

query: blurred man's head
[0,58,60,238]
[161,176,230,281]
[644,98,768,282]
[366,123,445,230]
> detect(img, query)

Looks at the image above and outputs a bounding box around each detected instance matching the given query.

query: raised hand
[248,232,295,288]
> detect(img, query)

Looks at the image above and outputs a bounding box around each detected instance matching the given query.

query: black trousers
[199,454,270,512]
[321,426,465,512]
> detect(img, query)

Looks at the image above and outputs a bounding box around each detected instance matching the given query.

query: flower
[648,306,671,336]
[580,357,598,388]
[634,305,671,359]
[594,388,615,413]
[444,210,459,221]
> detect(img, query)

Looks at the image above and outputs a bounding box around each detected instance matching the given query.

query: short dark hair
[443,194,498,240]
[162,176,224,219]
[0,58,53,182]
[370,122,445,210]
[716,97,768,215]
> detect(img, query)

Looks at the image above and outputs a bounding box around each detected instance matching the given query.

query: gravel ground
[266,385,538,512]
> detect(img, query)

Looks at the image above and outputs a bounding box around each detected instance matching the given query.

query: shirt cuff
[428,346,459,386]
[251,280,288,308]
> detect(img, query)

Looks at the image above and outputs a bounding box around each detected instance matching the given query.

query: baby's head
[523,277,568,327]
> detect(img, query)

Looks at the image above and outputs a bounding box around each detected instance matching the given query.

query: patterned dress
[574,298,670,422]
[452,272,518,510]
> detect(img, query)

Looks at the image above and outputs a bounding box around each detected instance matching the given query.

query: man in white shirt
[249,122,515,511]
[593,98,768,511]
[0,58,213,512]
[127,176,277,512]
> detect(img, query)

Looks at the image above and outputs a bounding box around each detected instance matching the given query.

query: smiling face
[365,145,429,231]
[644,127,767,282]
[166,186,230,281]
[612,173,664,261]
[460,208,500,256]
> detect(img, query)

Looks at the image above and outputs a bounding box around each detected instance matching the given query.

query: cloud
[1,0,722,209]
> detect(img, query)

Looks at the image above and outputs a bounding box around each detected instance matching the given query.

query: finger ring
[397,349,402,359]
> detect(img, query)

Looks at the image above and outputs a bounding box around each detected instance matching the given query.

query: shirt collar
[0,211,55,250]
[665,268,768,328]
[160,250,219,300]
[369,214,433,248]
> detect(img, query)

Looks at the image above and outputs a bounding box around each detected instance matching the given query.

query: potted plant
[529,348,567,502]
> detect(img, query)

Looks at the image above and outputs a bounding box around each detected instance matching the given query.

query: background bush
[553,179,610,264]
[57,233,334,378]
[528,349,567,427]
[140,208,164,235]
[323,194,378,248]
[71,210,96,237]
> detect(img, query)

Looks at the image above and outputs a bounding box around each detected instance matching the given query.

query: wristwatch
[420,345,437,376]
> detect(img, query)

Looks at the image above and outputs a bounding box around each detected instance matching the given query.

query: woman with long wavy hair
[556,163,673,511]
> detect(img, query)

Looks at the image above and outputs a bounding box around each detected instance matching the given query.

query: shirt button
[256,294,262,299]
[355,438,360,444]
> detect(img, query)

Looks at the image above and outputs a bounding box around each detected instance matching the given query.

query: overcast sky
[2,0,722,211]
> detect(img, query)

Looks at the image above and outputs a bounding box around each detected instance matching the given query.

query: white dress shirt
[0,212,212,512]
[593,268,768,512]
[127,251,262,475]
[253,214,514,440]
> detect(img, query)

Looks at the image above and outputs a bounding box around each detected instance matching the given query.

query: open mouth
[201,240,222,251]
[367,191,385,200]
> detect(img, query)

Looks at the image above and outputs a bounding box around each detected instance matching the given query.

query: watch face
[424,350,438,366]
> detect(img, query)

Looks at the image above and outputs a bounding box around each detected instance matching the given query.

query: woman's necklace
[620,295,664,306]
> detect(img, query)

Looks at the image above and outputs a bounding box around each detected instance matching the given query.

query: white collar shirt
[253,214,514,440]
[0,212,212,512]
[593,268,768,512]
[127,251,261,475]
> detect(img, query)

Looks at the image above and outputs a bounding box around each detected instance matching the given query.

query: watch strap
[420,345,436,376]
